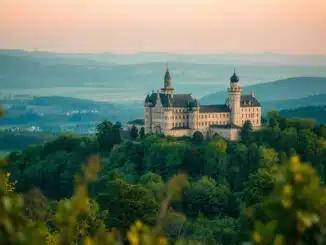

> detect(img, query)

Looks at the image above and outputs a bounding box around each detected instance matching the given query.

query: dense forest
[1,109,326,245]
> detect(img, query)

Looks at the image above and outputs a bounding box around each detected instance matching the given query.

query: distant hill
[200,77,326,105]
[2,50,326,66]
[0,96,143,127]
[1,51,326,103]
[262,94,326,113]
[279,106,326,124]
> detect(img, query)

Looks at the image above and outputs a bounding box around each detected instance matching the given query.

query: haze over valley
[1,50,326,103]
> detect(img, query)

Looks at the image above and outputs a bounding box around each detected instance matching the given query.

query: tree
[96,120,121,151]
[268,110,280,128]
[204,138,228,181]
[192,131,204,143]
[130,125,139,140]
[242,168,274,206]
[241,120,253,144]
[140,127,145,139]
[97,177,159,231]
[249,156,326,245]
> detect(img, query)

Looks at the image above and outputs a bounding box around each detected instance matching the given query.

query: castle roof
[240,94,261,107]
[147,93,197,108]
[199,104,230,113]
[230,70,239,83]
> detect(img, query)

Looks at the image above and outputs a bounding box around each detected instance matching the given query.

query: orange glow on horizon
[0,0,325,55]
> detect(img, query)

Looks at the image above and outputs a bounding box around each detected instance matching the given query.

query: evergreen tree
[130,125,139,140]
[140,127,145,139]
[241,120,253,144]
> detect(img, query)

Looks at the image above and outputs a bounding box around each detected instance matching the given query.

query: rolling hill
[200,77,326,105]
[279,106,326,124]
[262,94,326,113]
[1,51,326,103]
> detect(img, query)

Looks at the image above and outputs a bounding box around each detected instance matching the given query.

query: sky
[1,0,326,55]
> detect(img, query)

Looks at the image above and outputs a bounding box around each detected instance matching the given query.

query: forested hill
[2,114,326,244]
[280,105,326,124]
[200,77,326,104]
[262,94,326,113]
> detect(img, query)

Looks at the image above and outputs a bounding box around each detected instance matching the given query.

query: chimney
[251,92,255,97]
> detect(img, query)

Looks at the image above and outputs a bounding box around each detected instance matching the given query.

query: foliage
[130,125,139,140]
[2,115,326,245]
[140,127,145,139]
[241,120,253,144]
[96,120,121,152]
[249,156,326,245]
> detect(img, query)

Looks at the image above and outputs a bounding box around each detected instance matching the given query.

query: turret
[228,69,242,126]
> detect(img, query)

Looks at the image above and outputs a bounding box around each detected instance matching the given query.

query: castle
[141,66,261,141]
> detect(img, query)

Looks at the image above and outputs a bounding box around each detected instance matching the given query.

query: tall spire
[164,63,171,89]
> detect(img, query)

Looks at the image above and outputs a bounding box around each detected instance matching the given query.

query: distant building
[142,66,261,141]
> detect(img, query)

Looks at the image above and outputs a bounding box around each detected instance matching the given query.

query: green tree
[96,120,121,152]
[241,120,253,144]
[242,168,274,206]
[140,127,145,139]
[97,177,159,231]
[182,176,239,218]
[249,156,326,245]
[268,110,280,128]
[130,125,139,140]
[204,138,228,181]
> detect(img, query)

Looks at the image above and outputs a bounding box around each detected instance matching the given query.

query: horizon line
[1,48,326,57]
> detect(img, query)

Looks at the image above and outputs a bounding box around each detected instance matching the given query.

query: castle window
[187,115,189,119]
[183,115,185,119]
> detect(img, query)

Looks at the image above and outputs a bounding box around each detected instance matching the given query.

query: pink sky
[1,0,325,54]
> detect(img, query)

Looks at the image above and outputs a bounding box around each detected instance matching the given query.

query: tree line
[1,109,326,244]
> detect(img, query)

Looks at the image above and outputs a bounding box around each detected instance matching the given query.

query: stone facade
[143,67,262,141]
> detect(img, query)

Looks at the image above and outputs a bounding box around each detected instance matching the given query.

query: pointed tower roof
[145,93,150,103]
[164,62,172,88]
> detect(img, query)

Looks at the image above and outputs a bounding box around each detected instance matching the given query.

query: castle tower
[161,63,174,94]
[144,92,153,134]
[227,69,242,126]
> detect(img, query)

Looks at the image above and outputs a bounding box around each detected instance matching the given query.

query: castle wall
[197,112,230,129]
[144,106,152,134]
[240,106,261,128]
